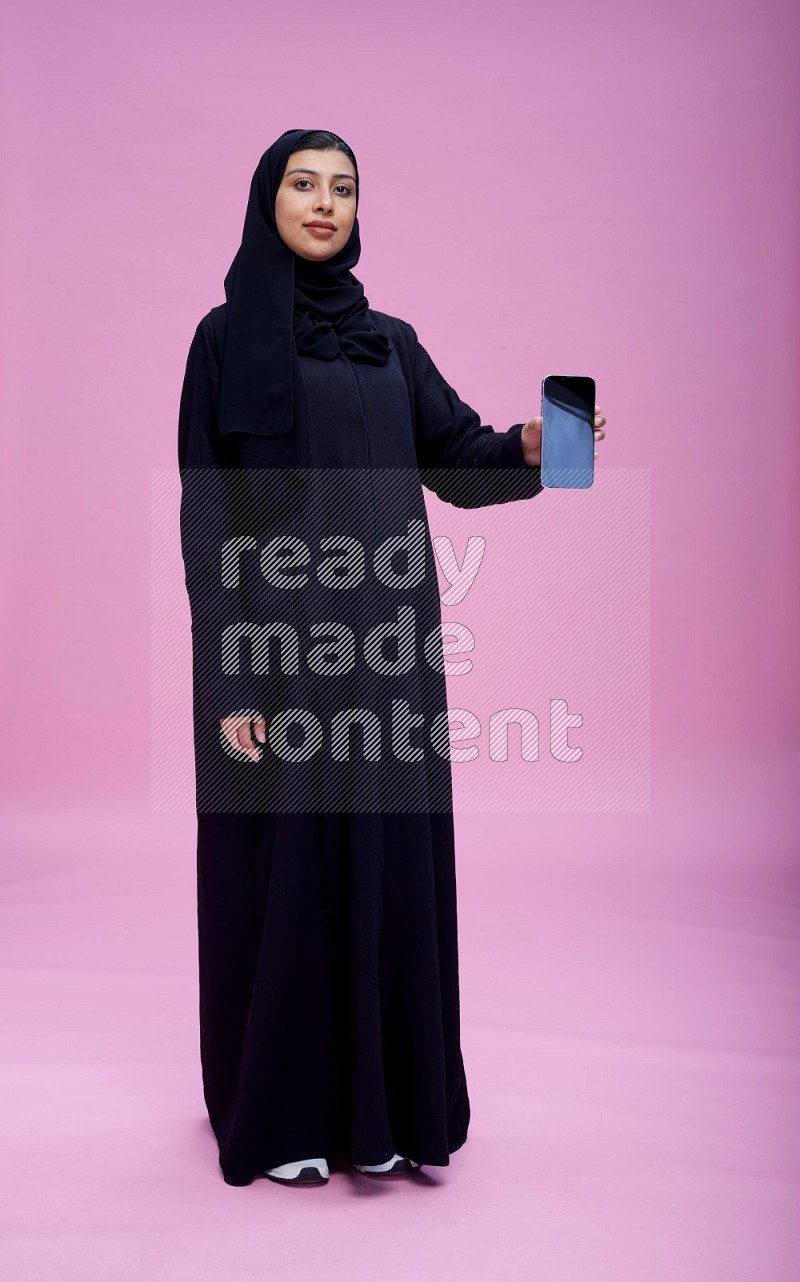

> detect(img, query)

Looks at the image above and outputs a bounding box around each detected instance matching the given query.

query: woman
[178,128,607,1188]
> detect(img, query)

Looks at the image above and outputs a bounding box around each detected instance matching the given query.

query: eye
[292,178,354,197]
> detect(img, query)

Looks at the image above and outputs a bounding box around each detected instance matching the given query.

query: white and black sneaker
[351,1153,420,1178]
[264,1156,329,1186]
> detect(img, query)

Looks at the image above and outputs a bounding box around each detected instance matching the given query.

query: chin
[297,248,334,262]
[300,243,338,260]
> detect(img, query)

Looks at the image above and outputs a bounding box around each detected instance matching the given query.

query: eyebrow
[284,167,357,183]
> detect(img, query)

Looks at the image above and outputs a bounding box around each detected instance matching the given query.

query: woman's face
[275,148,358,261]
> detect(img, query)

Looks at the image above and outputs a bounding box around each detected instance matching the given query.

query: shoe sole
[264,1166,329,1186]
[351,1157,419,1178]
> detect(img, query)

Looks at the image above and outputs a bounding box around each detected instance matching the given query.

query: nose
[314,187,334,212]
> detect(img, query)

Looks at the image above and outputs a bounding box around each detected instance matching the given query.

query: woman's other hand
[521,406,608,467]
[219,713,266,762]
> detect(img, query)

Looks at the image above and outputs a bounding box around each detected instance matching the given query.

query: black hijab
[216,128,392,439]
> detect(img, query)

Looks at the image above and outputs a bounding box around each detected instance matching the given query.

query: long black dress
[178,304,543,1185]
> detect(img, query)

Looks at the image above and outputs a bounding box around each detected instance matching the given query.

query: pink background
[2,0,799,1277]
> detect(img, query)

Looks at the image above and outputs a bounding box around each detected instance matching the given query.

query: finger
[221,724,255,760]
[594,451,598,459]
[237,722,261,763]
[253,715,267,744]
[594,428,606,439]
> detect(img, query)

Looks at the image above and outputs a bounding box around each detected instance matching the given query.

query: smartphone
[540,376,596,489]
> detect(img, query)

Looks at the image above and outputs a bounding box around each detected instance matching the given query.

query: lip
[304,222,336,235]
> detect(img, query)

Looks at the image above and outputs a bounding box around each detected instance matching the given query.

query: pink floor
[2,756,798,1280]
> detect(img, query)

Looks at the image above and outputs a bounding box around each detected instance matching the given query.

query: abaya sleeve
[410,330,544,509]
[178,315,266,728]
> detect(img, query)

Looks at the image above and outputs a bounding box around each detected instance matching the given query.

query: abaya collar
[216,128,392,439]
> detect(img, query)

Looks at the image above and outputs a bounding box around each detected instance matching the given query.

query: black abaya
[178,304,543,1184]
